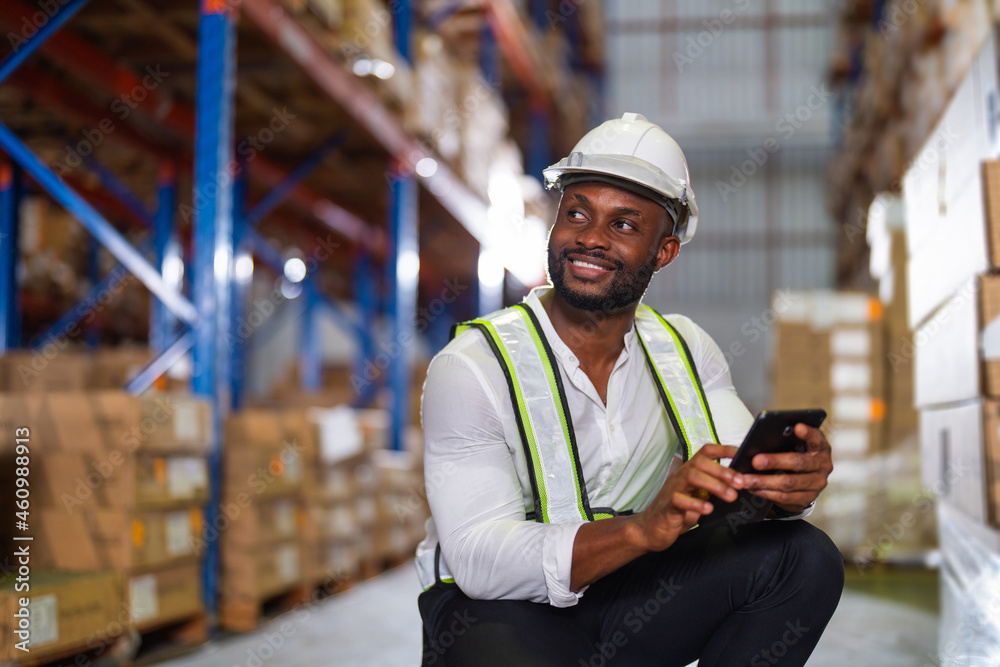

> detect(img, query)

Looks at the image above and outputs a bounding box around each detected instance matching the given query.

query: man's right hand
[633,444,744,552]
[570,444,743,591]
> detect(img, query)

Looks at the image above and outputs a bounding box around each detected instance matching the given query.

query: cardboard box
[312,456,366,502]
[913,276,1000,407]
[0,353,90,393]
[88,348,150,389]
[36,507,203,571]
[309,540,360,583]
[0,392,140,455]
[0,570,123,663]
[221,539,303,600]
[0,391,211,455]
[30,452,208,511]
[136,393,213,454]
[920,400,990,524]
[979,274,1000,398]
[371,449,422,492]
[128,562,202,631]
[908,178,989,331]
[981,160,1000,269]
[222,497,302,547]
[224,410,309,499]
[308,500,357,542]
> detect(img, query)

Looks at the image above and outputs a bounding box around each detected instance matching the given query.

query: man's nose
[574,221,610,250]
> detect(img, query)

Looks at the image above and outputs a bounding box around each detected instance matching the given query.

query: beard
[547,244,660,312]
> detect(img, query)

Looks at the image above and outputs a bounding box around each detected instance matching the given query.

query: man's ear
[655,235,681,271]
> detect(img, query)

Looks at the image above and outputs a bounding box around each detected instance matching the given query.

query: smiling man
[415,113,843,667]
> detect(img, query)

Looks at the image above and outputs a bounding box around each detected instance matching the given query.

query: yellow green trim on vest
[642,305,721,445]
[454,319,553,523]
[512,305,590,523]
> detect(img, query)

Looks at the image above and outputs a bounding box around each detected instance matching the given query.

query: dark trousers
[418,520,844,667]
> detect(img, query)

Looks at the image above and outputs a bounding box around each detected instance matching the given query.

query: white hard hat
[543,112,699,244]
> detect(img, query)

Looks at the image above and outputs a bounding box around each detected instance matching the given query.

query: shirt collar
[522,286,638,369]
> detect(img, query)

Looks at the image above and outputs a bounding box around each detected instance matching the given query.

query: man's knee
[781,521,845,597]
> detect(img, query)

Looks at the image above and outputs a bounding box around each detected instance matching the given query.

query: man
[415,113,843,666]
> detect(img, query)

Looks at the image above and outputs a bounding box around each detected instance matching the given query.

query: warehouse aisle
[159,562,937,666]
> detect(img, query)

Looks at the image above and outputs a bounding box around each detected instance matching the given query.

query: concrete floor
[158,562,938,666]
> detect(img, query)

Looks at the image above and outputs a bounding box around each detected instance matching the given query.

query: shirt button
[609,425,615,432]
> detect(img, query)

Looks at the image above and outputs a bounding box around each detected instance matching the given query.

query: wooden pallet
[129,612,208,666]
[3,631,137,667]
[218,585,312,634]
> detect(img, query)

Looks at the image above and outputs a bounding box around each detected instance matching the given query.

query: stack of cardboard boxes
[0,571,125,664]
[219,409,315,631]
[369,447,429,566]
[899,38,1000,653]
[858,194,932,568]
[301,406,375,585]
[0,389,212,662]
[300,407,428,582]
[770,290,888,553]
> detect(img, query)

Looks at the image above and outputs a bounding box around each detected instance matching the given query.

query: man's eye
[615,220,636,231]
[567,210,586,220]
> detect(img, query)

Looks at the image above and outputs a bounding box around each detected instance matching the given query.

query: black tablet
[698,409,827,532]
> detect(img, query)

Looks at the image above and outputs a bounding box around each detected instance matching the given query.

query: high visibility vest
[426,302,720,588]
[450,302,720,524]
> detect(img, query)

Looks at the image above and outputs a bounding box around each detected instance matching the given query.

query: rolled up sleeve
[422,351,586,606]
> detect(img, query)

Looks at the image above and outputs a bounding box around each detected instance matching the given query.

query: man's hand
[742,423,833,514]
[633,444,744,553]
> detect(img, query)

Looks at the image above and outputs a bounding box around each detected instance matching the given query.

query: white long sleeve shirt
[415,287,761,607]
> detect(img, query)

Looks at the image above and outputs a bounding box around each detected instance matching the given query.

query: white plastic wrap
[938,502,1000,665]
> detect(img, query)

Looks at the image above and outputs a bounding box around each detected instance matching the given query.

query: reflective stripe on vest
[449,301,720,526]
[633,304,721,461]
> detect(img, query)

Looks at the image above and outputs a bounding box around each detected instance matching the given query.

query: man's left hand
[741,423,833,514]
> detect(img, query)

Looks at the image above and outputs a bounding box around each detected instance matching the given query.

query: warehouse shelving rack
[0,0,598,622]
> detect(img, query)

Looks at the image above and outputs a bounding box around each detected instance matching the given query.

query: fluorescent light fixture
[234,253,254,284]
[372,59,395,79]
[162,251,184,287]
[415,157,438,178]
[283,257,307,283]
[352,57,372,77]
[280,278,302,299]
[398,248,420,285]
